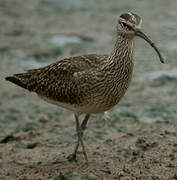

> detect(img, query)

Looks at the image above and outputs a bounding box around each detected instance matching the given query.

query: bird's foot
[67,153,77,162]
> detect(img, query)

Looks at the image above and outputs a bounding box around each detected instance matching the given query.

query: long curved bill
[135,29,165,64]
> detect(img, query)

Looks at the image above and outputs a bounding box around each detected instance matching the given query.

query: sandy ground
[1,0,177,179]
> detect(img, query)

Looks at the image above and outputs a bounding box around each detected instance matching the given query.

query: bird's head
[117,12,165,63]
[118,12,142,36]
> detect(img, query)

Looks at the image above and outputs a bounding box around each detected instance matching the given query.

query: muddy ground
[1,0,177,179]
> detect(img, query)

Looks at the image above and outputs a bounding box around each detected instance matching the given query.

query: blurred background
[1,0,177,134]
[0,0,177,178]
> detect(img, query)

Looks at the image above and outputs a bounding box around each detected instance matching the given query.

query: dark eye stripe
[119,22,132,31]
[122,22,132,30]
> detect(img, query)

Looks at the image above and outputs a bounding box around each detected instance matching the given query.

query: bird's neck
[108,34,134,68]
[101,33,135,89]
[101,34,135,102]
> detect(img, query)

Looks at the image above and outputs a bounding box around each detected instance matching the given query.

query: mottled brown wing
[14,54,108,104]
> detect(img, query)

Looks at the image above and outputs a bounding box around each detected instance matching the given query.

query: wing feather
[13,54,108,104]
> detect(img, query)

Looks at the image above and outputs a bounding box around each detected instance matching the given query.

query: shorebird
[5,12,164,163]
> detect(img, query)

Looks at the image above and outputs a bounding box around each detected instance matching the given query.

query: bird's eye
[120,22,132,31]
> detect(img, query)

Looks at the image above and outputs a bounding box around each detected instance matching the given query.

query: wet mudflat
[1,0,177,179]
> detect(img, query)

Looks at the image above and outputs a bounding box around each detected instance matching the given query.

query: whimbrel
[5,12,165,162]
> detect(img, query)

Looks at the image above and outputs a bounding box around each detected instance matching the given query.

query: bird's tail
[5,74,27,89]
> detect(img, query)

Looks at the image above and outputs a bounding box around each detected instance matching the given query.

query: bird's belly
[39,95,115,114]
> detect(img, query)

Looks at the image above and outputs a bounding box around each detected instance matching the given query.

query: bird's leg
[75,114,89,162]
[81,114,90,133]
[67,114,90,162]
[74,114,90,155]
